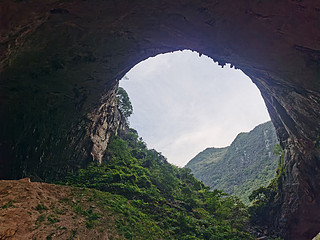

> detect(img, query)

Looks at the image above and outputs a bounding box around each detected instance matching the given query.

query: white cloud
[120,50,270,167]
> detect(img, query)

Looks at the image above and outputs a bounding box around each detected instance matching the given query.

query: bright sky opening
[120,50,271,167]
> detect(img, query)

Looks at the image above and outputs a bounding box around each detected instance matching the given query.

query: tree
[116,87,133,119]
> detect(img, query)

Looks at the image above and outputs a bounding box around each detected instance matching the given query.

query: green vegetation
[1,200,15,209]
[65,128,255,239]
[248,144,284,227]
[47,214,60,224]
[185,121,279,204]
[36,214,46,226]
[117,87,133,120]
[72,203,101,229]
[35,203,48,213]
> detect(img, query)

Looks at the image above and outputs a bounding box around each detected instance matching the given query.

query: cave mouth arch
[0,1,319,239]
[119,49,271,167]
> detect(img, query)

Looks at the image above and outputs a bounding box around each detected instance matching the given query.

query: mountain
[185,121,279,204]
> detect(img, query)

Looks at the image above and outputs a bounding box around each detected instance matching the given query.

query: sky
[119,50,271,167]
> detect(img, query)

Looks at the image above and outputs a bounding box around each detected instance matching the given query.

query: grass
[35,203,48,213]
[71,201,101,229]
[36,214,46,227]
[47,214,60,224]
[1,200,15,209]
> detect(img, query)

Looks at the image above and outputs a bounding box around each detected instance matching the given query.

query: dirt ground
[0,179,117,240]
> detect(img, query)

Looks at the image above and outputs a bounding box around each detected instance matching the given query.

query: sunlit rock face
[0,0,319,239]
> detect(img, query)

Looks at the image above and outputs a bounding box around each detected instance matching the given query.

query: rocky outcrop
[0,0,319,239]
[88,86,123,164]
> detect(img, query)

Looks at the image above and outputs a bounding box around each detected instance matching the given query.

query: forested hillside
[64,129,255,239]
[185,121,279,204]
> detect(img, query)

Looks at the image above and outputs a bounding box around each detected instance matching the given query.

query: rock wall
[0,0,319,239]
[89,86,126,164]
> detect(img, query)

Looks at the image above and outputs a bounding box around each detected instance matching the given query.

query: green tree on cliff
[117,87,133,120]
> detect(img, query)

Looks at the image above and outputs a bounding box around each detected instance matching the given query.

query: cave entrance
[1,0,320,239]
[118,50,279,206]
[119,50,271,167]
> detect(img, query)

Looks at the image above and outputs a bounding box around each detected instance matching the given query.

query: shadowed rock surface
[0,0,319,239]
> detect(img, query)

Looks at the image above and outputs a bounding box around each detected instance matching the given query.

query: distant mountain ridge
[185,121,279,204]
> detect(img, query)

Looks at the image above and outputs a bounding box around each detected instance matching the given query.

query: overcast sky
[120,50,270,167]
